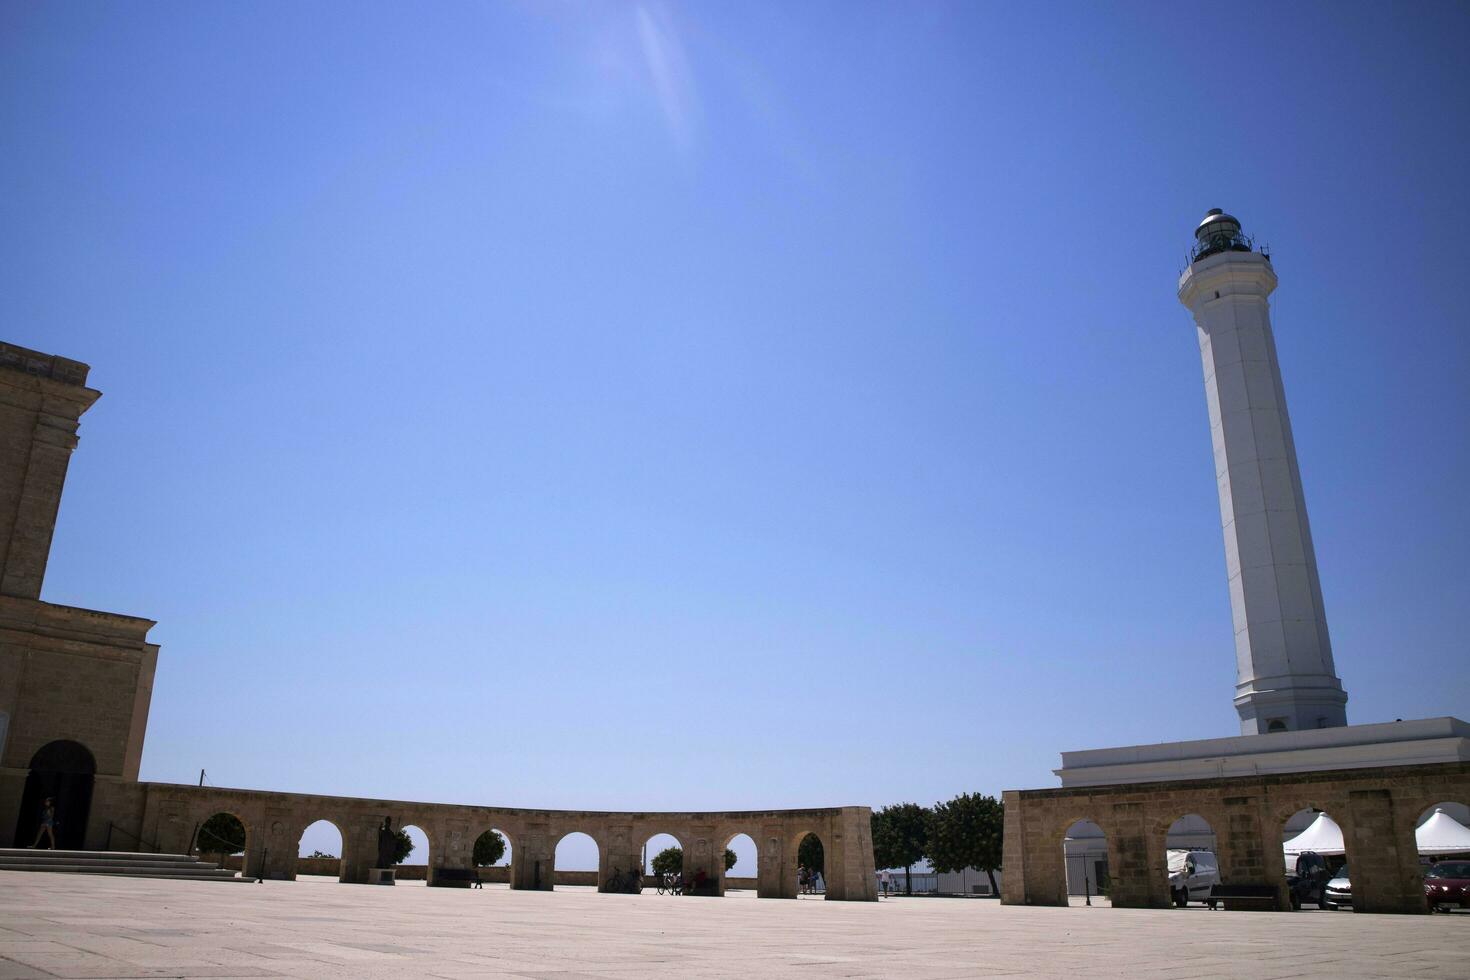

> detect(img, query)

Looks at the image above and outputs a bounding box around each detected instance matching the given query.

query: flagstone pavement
[0,870,1463,978]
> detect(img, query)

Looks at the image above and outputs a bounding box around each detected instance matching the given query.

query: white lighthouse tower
[1177,210,1349,735]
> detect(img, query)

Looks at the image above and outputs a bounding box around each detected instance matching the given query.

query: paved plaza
[0,872,1464,979]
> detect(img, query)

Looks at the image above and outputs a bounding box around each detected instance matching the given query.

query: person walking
[30,797,57,849]
[880,869,892,897]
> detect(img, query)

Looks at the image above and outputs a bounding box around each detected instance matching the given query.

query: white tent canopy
[1416,808,1470,855]
[1283,812,1345,857]
[1284,808,1470,860]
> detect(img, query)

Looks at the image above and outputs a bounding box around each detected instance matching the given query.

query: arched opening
[297,819,346,881]
[554,831,599,891]
[794,832,825,897]
[1282,807,1346,911]
[194,811,249,875]
[1062,819,1108,906]
[644,833,684,892]
[1163,814,1218,908]
[1416,801,1470,913]
[473,828,513,887]
[15,740,96,850]
[723,833,757,893]
[399,824,430,884]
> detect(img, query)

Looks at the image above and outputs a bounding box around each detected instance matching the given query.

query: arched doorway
[723,832,757,893]
[1062,819,1108,906]
[644,833,684,892]
[15,740,95,850]
[1416,800,1470,913]
[1162,813,1218,908]
[473,828,513,887]
[297,819,346,881]
[400,824,431,884]
[554,831,599,891]
[194,811,249,873]
[1282,807,1346,911]
[794,832,824,897]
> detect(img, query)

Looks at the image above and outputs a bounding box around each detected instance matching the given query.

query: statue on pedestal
[376,817,397,868]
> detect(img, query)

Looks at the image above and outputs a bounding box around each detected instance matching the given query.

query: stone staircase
[0,848,250,881]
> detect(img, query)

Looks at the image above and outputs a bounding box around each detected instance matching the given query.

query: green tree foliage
[926,793,1005,895]
[306,850,337,860]
[798,833,824,876]
[648,845,736,876]
[651,846,683,876]
[197,813,246,854]
[473,830,507,867]
[872,803,930,895]
[391,827,414,865]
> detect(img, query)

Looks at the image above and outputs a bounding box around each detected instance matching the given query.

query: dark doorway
[14,740,96,850]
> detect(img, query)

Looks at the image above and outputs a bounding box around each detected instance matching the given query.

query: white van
[1167,849,1220,907]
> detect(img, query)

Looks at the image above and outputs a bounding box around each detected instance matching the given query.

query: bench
[1210,883,1281,912]
[431,867,480,888]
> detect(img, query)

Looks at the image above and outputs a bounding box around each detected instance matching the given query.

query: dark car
[1424,860,1470,912]
[1287,851,1333,910]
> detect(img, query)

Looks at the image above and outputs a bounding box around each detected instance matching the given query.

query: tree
[391,827,413,865]
[473,830,506,867]
[649,845,734,876]
[306,850,337,860]
[872,803,930,895]
[926,793,1004,895]
[196,813,245,855]
[651,846,683,877]
[798,834,824,876]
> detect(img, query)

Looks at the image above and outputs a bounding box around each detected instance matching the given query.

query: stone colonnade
[1001,761,1470,914]
[108,781,877,900]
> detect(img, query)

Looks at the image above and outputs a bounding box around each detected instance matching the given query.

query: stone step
[0,858,237,873]
[0,848,205,863]
[0,848,249,881]
[0,865,251,881]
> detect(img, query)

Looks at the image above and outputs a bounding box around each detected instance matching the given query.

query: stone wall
[1001,761,1470,914]
[87,781,876,900]
[0,345,159,807]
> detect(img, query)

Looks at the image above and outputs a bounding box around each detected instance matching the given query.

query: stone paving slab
[0,871,1464,978]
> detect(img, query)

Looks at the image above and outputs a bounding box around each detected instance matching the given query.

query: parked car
[1167,849,1220,907]
[1287,851,1334,910]
[1322,865,1351,910]
[1424,860,1470,912]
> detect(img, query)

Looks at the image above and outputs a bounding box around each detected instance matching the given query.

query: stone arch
[553,829,602,891]
[789,828,827,897]
[1059,816,1111,905]
[1413,799,1470,867]
[15,739,97,850]
[720,830,759,893]
[1155,812,1221,907]
[398,820,434,879]
[194,808,251,874]
[297,817,348,881]
[472,825,515,880]
[641,830,688,884]
[1279,803,1350,885]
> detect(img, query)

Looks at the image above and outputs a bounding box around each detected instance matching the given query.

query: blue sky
[3,2,1467,870]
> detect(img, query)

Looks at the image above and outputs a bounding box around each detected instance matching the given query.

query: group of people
[798,866,823,894]
[657,868,711,895]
